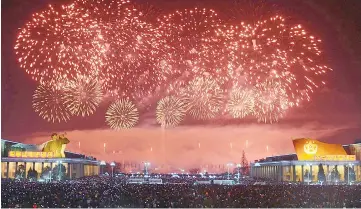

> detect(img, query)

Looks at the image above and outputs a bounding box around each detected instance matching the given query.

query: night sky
[2,0,361,169]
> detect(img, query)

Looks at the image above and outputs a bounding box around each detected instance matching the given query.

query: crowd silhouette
[2,176,361,208]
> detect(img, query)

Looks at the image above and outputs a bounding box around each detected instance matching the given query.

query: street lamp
[227,163,233,180]
[143,162,150,177]
[236,164,242,183]
[110,162,115,177]
[100,161,106,175]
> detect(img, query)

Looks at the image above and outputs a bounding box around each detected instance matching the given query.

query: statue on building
[42,133,70,158]
[5,133,70,158]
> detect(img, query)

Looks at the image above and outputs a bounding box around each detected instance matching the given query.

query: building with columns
[250,138,361,183]
[1,137,100,180]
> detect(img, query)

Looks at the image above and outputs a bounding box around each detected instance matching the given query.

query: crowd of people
[2,176,361,208]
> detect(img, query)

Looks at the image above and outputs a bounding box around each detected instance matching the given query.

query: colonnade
[251,162,361,182]
[1,161,99,179]
[252,165,283,181]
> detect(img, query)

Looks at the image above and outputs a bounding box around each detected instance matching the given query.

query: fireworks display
[14,3,106,85]
[101,16,163,100]
[182,77,223,120]
[226,86,255,119]
[218,16,331,107]
[63,75,103,117]
[253,80,289,123]
[105,99,139,130]
[157,8,226,92]
[32,83,72,123]
[75,0,164,101]
[16,0,332,126]
[156,96,186,128]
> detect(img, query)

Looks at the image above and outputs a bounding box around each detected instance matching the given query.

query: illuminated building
[1,133,99,180]
[250,138,361,183]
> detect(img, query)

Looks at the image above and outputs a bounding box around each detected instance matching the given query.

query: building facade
[250,138,361,183]
[1,157,99,179]
[1,134,100,180]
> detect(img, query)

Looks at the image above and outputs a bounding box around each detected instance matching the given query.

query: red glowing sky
[2,0,361,169]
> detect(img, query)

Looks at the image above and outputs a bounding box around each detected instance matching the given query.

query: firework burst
[105,99,139,130]
[226,86,255,118]
[74,0,132,23]
[218,16,331,107]
[63,75,103,117]
[14,3,106,85]
[156,96,186,128]
[181,77,223,120]
[76,0,164,100]
[253,80,289,123]
[133,2,162,22]
[32,83,72,123]
[157,8,227,89]
[226,0,280,23]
